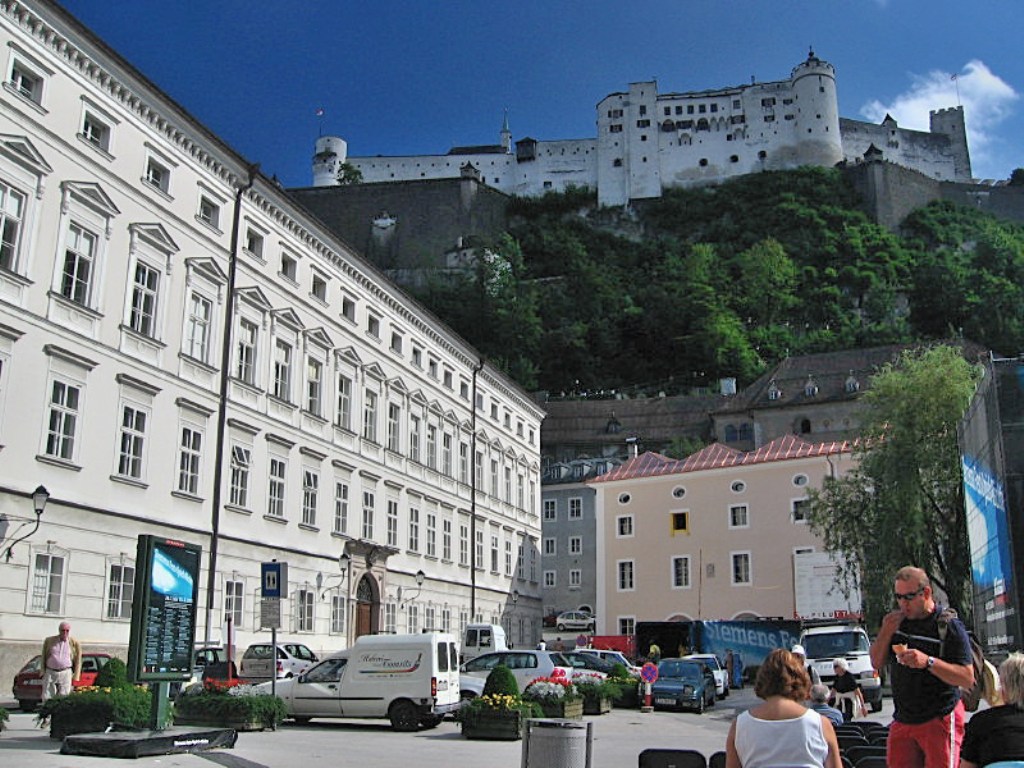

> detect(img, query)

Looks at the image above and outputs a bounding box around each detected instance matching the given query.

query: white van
[260,632,461,730]
[462,623,508,662]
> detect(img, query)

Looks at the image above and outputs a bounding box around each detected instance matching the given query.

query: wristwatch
[926,656,936,669]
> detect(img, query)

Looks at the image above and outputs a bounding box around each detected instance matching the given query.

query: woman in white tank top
[725,649,842,768]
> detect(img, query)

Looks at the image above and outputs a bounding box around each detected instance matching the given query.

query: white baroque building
[0,0,544,684]
[313,51,971,206]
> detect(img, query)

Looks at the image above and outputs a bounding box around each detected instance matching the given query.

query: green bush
[95,657,130,689]
[610,662,629,680]
[482,665,518,698]
[36,686,151,738]
[173,682,287,729]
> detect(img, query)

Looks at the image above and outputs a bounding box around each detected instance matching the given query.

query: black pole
[205,164,258,644]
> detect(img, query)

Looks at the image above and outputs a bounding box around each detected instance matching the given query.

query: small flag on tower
[315,107,325,117]
[950,74,958,81]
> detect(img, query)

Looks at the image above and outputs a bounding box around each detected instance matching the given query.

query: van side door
[292,657,347,718]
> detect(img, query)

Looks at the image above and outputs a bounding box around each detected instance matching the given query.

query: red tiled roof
[590,434,854,482]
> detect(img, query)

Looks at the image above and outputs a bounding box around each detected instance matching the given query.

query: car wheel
[420,715,443,729]
[557,623,566,631]
[389,700,420,732]
[18,699,36,713]
[292,716,311,724]
[460,690,477,701]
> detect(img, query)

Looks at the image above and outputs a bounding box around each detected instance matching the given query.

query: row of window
[27,549,528,638]
[542,497,583,521]
[611,550,761,591]
[225,442,539,578]
[613,499,810,537]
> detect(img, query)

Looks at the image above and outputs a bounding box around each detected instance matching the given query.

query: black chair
[708,751,726,768]
[844,745,887,766]
[840,757,854,768]
[837,733,870,751]
[853,756,888,768]
[868,731,889,747]
[638,749,707,768]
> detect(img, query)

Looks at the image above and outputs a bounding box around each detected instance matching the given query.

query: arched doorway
[355,573,380,638]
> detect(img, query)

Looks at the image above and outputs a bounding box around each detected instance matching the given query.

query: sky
[57,1,1023,188]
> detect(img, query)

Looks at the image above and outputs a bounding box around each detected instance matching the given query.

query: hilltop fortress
[311,51,972,207]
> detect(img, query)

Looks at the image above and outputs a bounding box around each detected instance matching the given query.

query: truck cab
[799,624,883,712]
[462,623,508,663]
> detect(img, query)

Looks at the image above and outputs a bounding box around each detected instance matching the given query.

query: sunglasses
[894,587,925,601]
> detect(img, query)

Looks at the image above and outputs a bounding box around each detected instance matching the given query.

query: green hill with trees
[413,167,1024,393]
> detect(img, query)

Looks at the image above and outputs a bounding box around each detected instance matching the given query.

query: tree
[1009,168,1024,187]
[807,345,982,628]
[336,162,363,185]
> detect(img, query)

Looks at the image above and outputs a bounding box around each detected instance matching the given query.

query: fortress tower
[789,49,843,168]
[930,106,972,181]
[312,135,347,187]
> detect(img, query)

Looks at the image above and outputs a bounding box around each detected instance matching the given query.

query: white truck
[259,632,461,730]
[799,624,883,712]
[462,623,508,662]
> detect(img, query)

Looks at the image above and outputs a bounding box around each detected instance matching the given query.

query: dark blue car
[650,659,716,714]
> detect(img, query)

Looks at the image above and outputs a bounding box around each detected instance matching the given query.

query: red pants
[887,701,965,768]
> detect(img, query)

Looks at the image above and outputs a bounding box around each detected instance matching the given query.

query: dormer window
[845,373,860,393]
[804,377,818,397]
[767,380,782,401]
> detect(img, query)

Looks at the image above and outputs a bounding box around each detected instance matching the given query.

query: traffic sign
[261,561,288,598]
[641,662,659,683]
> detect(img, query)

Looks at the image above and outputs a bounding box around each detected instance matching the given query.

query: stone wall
[289,177,509,278]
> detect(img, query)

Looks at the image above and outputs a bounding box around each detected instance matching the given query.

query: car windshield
[286,644,317,661]
[804,632,870,658]
[692,655,721,670]
[548,652,570,666]
[566,653,615,672]
[658,661,702,681]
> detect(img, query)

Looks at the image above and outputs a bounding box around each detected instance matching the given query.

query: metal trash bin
[522,718,593,768]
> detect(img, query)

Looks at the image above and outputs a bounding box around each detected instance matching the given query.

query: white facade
[0,0,544,685]
[314,52,970,206]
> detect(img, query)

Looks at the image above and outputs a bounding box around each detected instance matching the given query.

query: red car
[12,652,112,711]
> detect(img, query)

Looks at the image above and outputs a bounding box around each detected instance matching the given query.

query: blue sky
[59,1,1022,187]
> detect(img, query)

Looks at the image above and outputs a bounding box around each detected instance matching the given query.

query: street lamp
[5,485,48,562]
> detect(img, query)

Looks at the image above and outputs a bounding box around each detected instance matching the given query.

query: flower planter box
[613,686,640,709]
[583,694,612,715]
[537,699,583,720]
[174,712,267,732]
[460,710,523,740]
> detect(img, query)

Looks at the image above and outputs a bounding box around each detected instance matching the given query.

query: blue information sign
[261,561,287,598]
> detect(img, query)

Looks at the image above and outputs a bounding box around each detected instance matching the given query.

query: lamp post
[5,485,48,562]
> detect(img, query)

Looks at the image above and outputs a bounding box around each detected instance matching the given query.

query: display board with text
[127,535,202,682]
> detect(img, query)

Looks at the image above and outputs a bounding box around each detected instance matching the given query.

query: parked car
[460,650,573,698]
[12,652,112,711]
[578,648,641,675]
[561,651,614,676]
[683,653,729,697]
[240,642,318,680]
[650,659,716,714]
[258,633,460,730]
[556,611,595,632]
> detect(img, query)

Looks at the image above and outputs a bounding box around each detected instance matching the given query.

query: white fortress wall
[839,118,961,181]
[512,139,597,196]
[349,151,516,189]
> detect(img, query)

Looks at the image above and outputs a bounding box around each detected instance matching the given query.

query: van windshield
[804,632,870,658]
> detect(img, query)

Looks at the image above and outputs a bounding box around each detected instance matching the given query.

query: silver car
[240,642,318,680]
[556,611,595,632]
[460,650,573,697]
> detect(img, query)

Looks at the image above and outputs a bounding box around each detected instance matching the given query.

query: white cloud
[860,60,1018,177]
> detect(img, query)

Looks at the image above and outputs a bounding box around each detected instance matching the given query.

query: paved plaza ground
[0,689,897,768]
